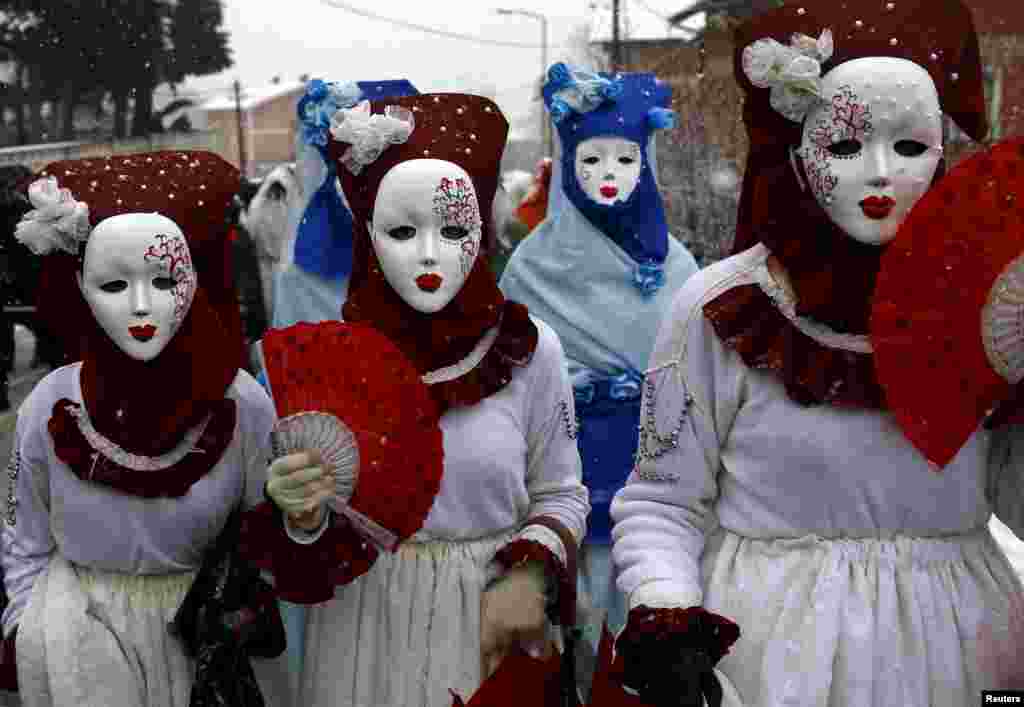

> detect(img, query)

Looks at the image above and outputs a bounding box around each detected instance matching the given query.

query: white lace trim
[421,321,502,385]
[66,403,211,472]
[753,262,873,354]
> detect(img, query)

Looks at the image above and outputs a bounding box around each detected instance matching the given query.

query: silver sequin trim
[557,399,579,440]
[634,375,693,469]
[6,448,19,526]
[67,403,210,472]
[421,320,502,385]
[755,262,872,354]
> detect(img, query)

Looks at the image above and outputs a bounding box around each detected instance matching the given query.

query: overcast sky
[179,0,701,137]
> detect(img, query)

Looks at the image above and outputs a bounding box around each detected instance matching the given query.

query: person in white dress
[0,151,291,706]
[606,2,1024,706]
[254,93,590,707]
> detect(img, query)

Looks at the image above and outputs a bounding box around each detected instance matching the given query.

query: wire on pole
[318,0,568,49]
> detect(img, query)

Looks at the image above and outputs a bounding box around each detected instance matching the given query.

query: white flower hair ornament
[15,176,91,255]
[329,100,416,175]
[742,29,834,123]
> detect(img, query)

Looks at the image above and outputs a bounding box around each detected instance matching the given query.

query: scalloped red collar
[703,253,885,409]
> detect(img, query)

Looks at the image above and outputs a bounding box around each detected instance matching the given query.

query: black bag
[170,508,286,707]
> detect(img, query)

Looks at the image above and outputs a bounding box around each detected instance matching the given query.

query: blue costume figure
[271,78,419,328]
[499,64,699,639]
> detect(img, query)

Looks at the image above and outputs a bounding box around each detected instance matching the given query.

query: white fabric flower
[329,100,416,175]
[742,29,834,123]
[790,29,834,62]
[15,176,91,255]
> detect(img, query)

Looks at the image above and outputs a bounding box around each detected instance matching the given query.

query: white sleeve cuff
[628,580,700,611]
[518,523,567,566]
[284,509,330,545]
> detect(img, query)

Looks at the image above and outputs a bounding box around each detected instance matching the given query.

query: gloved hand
[266,449,333,531]
[480,561,553,679]
[616,606,740,707]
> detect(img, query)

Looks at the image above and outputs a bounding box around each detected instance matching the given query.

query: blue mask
[292,79,419,280]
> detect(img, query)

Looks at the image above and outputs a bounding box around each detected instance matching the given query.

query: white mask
[369,159,483,314]
[77,213,197,361]
[796,56,943,245]
[574,136,643,205]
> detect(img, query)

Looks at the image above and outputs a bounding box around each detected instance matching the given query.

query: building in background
[961,0,1024,141]
[198,80,305,178]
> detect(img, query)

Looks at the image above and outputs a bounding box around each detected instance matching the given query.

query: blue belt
[573,369,643,543]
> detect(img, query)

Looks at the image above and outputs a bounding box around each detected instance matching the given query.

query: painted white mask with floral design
[369,159,483,314]
[573,136,643,205]
[795,56,943,245]
[77,213,197,361]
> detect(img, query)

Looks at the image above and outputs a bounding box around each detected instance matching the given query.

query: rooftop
[199,81,305,113]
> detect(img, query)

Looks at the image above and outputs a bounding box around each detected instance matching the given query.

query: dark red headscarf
[331,94,538,412]
[702,0,989,409]
[33,151,245,465]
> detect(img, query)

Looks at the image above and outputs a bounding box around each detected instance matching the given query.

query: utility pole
[495,8,552,157]
[233,79,248,178]
[611,0,622,71]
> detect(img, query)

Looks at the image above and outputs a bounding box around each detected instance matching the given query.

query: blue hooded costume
[499,64,699,631]
[272,78,419,328]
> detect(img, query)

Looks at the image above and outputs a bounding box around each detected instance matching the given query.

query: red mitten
[615,606,739,707]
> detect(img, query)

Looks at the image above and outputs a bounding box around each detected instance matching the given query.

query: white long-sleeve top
[611,244,1024,611]
[1,365,275,636]
[418,317,589,556]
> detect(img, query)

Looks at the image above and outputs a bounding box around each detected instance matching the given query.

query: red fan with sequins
[870,137,1024,469]
[261,321,444,550]
[450,650,563,707]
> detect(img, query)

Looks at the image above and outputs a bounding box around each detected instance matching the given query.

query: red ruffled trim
[238,502,379,605]
[429,301,539,411]
[703,284,885,409]
[48,398,238,498]
[616,606,740,669]
[493,537,573,627]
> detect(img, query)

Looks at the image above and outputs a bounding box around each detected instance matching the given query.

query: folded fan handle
[335,504,400,553]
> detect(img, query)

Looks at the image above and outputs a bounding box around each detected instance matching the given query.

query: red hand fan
[871,137,1024,469]
[261,321,444,550]
[451,650,563,707]
[586,625,646,707]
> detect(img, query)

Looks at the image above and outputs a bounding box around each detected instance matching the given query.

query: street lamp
[495,8,552,157]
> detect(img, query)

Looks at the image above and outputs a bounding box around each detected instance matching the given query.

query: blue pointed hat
[542,64,676,295]
[292,78,419,280]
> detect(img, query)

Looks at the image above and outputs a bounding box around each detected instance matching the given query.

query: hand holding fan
[870,137,1024,469]
[261,320,444,552]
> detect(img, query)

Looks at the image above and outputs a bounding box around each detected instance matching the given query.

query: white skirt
[299,531,515,707]
[17,556,195,707]
[700,525,1023,707]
